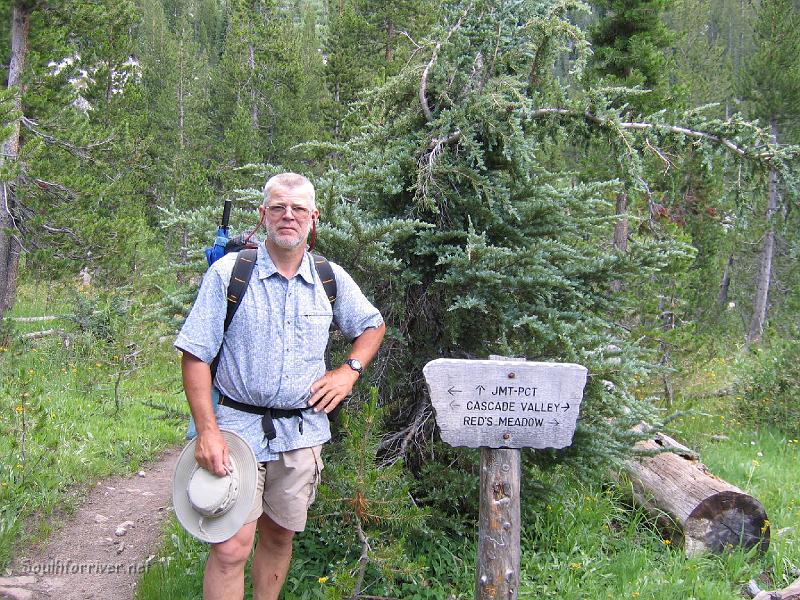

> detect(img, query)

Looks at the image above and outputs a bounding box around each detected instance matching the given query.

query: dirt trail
[1,447,180,600]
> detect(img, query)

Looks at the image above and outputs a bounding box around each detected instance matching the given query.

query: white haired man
[175,172,385,599]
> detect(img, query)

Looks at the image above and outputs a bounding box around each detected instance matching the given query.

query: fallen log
[622,429,770,556]
[21,328,65,340]
[745,575,800,600]
[11,315,60,322]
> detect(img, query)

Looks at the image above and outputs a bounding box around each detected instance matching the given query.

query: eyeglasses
[267,204,311,219]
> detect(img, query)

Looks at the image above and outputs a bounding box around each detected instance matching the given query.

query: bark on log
[21,328,64,339]
[746,575,800,600]
[623,431,770,556]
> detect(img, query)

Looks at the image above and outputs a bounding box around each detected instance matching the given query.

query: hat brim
[173,429,258,543]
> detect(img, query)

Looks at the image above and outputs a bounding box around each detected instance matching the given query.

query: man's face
[261,186,319,250]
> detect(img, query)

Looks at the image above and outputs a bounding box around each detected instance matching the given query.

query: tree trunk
[385,20,394,62]
[746,118,779,345]
[178,34,185,151]
[717,253,734,306]
[611,192,628,292]
[249,42,258,132]
[623,430,770,556]
[0,0,31,317]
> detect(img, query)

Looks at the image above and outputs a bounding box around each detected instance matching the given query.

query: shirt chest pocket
[296,312,332,361]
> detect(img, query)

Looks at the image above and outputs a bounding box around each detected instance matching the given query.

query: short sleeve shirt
[174,245,384,461]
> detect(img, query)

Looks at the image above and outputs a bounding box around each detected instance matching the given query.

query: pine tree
[311,389,427,598]
[310,0,796,476]
[589,0,678,115]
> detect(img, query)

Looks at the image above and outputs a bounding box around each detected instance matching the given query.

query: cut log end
[683,491,769,557]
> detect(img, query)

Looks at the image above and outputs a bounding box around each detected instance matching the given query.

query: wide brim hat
[172,429,258,543]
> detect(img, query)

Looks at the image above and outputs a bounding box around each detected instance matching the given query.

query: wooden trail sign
[423,358,588,449]
[424,357,588,600]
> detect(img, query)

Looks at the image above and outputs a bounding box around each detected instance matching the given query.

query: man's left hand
[308,366,360,413]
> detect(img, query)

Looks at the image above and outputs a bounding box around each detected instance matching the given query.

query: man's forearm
[181,352,220,435]
[347,322,386,370]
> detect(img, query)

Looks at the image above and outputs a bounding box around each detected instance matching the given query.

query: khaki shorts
[245,445,324,532]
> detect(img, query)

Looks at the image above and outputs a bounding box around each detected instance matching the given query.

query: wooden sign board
[423,358,588,449]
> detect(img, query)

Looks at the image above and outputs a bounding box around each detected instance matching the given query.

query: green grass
[0,282,187,567]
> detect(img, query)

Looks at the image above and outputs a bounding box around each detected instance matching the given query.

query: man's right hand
[194,429,232,476]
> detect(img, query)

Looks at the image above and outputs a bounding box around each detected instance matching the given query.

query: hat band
[187,466,240,517]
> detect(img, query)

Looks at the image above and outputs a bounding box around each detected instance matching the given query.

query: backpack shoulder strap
[224,248,257,330]
[312,253,337,307]
[212,248,257,379]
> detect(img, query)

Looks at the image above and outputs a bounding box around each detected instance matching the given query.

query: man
[175,172,385,600]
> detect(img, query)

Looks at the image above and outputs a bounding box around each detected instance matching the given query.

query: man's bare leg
[252,513,295,600]
[204,521,258,600]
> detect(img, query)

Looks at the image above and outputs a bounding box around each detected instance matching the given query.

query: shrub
[734,338,800,437]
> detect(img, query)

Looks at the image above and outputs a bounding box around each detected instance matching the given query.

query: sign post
[423,356,588,600]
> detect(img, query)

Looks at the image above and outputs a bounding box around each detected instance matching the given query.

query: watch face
[347,359,363,373]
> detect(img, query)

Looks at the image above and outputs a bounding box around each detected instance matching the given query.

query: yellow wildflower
[318,576,329,584]
[15,405,23,414]
[662,539,671,545]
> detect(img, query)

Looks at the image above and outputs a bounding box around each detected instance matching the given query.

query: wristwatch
[344,358,363,375]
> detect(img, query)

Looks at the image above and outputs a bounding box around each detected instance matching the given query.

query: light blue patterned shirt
[175,244,383,461]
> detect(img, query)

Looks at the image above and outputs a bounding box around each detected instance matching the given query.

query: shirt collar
[256,244,314,284]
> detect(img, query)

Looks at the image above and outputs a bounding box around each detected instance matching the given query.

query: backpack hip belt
[218,394,310,440]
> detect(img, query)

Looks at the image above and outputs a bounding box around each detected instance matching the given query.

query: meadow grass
[0,282,187,568]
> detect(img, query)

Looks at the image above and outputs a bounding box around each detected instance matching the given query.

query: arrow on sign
[450,401,461,409]
[549,419,560,426]
[448,386,462,396]
[561,403,570,411]
[476,384,486,395]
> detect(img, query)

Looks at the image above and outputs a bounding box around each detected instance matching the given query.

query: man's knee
[210,524,257,569]
[257,514,295,548]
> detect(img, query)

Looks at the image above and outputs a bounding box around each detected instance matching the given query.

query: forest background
[1,0,799,598]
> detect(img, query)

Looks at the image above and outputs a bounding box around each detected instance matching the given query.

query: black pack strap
[312,254,337,306]
[211,248,257,380]
[218,394,308,441]
[224,248,257,330]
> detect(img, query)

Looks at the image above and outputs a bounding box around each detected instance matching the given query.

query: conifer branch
[26,177,77,199]
[398,30,422,50]
[419,3,473,122]
[41,224,81,241]
[526,108,773,159]
[527,5,569,94]
[20,116,114,158]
